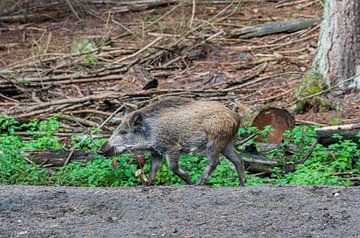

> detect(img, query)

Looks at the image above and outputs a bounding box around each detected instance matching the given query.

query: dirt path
[0,185,359,238]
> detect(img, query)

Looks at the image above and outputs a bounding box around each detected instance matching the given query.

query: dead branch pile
[1,0,359,143]
[0,0,177,22]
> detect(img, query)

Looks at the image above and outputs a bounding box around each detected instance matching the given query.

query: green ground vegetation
[0,115,359,187]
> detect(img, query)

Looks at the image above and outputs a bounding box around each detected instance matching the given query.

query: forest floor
[1,185,360,238]
[1,0,359,126]
[1,2,359,237]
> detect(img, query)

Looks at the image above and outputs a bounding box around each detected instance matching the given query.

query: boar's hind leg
[167,152,192,185]
[222,141,246,187]
[196,152,220,186]
[147,151,162,185]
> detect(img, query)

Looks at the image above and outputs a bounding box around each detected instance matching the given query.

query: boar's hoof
[97,149,115,157]
[145,180,155,186]
[195,180,206,186]
[239,178,246,187]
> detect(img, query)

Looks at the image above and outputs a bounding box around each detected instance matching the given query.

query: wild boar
[98,97,246,186]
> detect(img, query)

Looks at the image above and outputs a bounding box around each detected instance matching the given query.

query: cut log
[315,123,360,145]
[252,108,295,144]
[227,18,319,39]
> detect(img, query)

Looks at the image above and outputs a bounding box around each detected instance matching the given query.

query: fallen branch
[58,114,101,129]
[0,12,66,23]
[26,150,93,167]
[315,123,360,145]
[298,139,317,164]
[26,92,114,112]
[331,172,359,176]
[0,0,177,23]
[12,131,109,138]
[227,18,319,39]
[25,148,284,173]
[240,152,281,173]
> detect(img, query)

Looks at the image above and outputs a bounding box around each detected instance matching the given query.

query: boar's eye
[119,129,127,135]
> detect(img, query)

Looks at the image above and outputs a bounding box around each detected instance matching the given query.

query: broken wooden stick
[315,123,360,145]
[227,18,319,39]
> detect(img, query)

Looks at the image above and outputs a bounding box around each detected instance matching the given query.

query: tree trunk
[313,0,360,90]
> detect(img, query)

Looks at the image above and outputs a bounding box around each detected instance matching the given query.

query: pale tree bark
[313,0,360,90]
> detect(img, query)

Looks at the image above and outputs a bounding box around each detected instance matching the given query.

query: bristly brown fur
[99,97,246,186]
[139,97,193,117]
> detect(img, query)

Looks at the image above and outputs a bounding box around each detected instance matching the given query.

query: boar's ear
[123,108,135,116]
[129,112,142,128]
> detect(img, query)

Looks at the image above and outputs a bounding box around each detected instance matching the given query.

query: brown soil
[1,185,359,238]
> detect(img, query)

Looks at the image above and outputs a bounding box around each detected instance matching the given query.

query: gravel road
[0,185,359,238]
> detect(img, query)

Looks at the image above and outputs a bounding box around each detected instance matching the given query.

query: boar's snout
[97,141,115,157]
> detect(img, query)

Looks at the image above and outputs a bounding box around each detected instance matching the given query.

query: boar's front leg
[146,151,162,185]
[167,151,192,185]
[147,151,162,185]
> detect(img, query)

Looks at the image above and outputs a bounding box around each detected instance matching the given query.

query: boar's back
[140,97,193,117]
